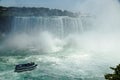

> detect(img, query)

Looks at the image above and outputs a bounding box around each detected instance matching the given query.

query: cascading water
[1,0,120,80]
[11,16,93,38]
[0,18,106,80]
[0,15,103,80]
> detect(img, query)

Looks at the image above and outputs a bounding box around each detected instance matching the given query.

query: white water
[11,16,94,38]
[1,15,119,80]
[1,0,120,80]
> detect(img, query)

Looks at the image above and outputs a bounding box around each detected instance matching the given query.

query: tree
[105,64,120,80]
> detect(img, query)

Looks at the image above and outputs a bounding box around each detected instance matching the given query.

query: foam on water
[1,0,120,80]
[1,32,120,80]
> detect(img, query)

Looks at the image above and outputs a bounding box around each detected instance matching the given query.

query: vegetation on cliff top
[0,6,79,17]
[105,64,120,80]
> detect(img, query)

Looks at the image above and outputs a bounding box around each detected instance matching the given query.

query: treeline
[104,64,120,80]
[0,6,79,17]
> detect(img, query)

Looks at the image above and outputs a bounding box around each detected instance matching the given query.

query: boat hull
[14,64,37,72]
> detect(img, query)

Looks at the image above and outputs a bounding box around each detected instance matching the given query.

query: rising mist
[0,0,120,80]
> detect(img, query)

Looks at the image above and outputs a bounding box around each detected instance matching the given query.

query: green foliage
[105,64,120,80]
[0,6,78,17]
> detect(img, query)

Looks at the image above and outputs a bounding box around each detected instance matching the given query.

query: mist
[1,0,120,80]
[2,0,120,69]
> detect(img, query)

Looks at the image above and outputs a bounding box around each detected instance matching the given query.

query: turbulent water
[1,0,120,80]
[1,1,120,78]
[0,16,117,80]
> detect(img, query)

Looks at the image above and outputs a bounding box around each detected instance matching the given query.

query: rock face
[104,64,120,80]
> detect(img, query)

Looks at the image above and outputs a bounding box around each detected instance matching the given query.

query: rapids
[1,0,120,80]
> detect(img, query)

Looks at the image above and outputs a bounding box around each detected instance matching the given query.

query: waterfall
[11,16,94,38]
